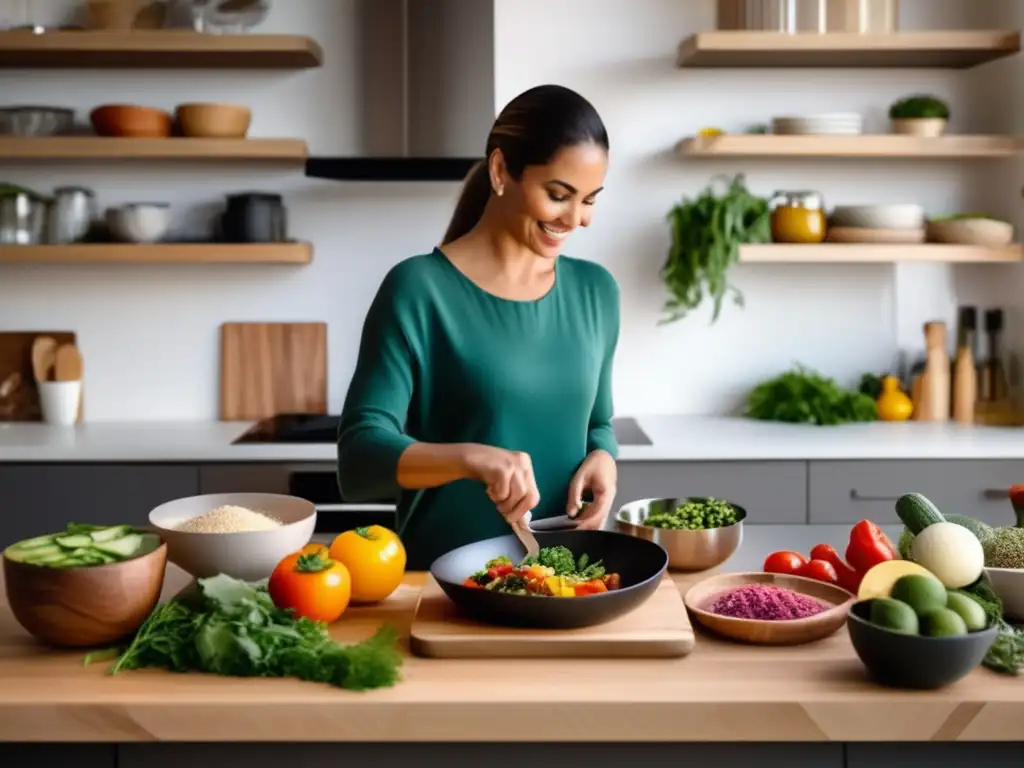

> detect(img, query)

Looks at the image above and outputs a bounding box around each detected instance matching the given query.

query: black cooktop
[233,414,653,446]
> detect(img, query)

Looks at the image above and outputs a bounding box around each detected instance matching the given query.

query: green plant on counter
[85,573,403,691]
[889,94,950,120]
[746,365,878,425]
[661,174,770,324]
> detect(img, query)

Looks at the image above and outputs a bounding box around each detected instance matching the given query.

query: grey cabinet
[808,460,1024,525]
[615,461,807,524]
[0,744,115,768]
[0,464,199,547]
[847,744,1021,768]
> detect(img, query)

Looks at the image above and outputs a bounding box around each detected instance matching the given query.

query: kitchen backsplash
[0,0,1019,420]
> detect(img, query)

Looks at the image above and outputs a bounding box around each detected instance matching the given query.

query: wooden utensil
[53,344,84,382]
[917,321,950,422]
[2,542,167,648]
[30,336,58,383]
[683,571,854,646]
[410,574,694,659]
[219,322,328,421]
[0,332,76,422]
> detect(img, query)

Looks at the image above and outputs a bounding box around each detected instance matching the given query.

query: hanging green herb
[661,174,771,324]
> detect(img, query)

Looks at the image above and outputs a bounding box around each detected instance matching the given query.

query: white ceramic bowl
[831,204,925,230]
[927,217,1014,247]
[984,568,1024,621]
[105,203,171,243]
[148,493,316,581]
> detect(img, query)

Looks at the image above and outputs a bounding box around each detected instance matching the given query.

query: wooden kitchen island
[1,568,1022,768]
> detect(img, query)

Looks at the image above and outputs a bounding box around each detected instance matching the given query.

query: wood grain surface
[0,565,1022,743]
[219,322,327,420]
[410,574,694,658]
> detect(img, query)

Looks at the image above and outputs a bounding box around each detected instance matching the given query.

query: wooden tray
[410,574,694,659]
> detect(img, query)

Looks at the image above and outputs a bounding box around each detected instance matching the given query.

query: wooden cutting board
[219,322,328,421]
[0,331,78,422]
[410,575,695,659]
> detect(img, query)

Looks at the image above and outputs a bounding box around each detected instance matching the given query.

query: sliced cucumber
[2,523,162,569]
[55,534,95,549]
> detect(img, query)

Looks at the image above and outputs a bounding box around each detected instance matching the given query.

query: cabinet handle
[982,489,1009,501]
[848,489,901,502]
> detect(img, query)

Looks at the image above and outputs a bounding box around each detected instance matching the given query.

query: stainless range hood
[305,0,492,182]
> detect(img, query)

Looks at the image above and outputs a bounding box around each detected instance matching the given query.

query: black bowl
[847,600,998,690]
[429,530,669,629]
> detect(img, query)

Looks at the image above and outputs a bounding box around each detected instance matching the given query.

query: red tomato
[763,551,807,575]
[810,543,862,594]
[801,558,839,585]
[268,549,351,623]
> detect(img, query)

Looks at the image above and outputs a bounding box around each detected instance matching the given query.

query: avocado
[890,574,947,615]
[869,598,920,635]
[919,607,969,637]
[945,591,988,632]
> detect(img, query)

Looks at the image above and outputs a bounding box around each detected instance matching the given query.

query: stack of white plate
[771,113,864,136]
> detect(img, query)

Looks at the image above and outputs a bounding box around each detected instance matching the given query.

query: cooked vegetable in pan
[462,545,622,597]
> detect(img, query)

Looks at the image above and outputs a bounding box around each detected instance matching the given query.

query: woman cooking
[337,84,620,571]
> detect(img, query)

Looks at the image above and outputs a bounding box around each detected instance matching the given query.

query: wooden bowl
[684,571,854,645]
[926,217,1014,247]
[3,541,167,648]
[175,103,252,139]
[90,104,173,138]
[891,117,947,137]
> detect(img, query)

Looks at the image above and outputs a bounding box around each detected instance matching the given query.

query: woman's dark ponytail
[441,161,492,245]
[440,85,608,246]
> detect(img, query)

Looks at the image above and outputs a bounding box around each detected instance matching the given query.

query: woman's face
[496,142,608,260]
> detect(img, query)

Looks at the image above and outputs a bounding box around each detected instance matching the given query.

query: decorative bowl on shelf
[174,103,252,139]
[926,217,1014,247]
[891,117,947,138]
[105,203,171,243]
[830,204,925,231]
[90,104,173,138]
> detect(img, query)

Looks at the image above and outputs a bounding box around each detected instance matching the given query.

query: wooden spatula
[31,336,58,382]
[53,344,84,382]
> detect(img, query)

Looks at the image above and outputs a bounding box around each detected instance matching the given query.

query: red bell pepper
[845,520,896,573]
[810,543,861,594]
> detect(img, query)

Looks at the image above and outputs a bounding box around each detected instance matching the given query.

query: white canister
[38,380,82,426]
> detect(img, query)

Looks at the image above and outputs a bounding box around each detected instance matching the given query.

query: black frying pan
[429,529,669,629]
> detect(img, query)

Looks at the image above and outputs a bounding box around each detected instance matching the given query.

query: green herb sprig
[746,365,878,426]
[661,174,771,325]
[959,579,1024,675]
[86,574,402,692]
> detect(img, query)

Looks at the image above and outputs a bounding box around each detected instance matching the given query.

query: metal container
[47,186,97,244]
[615,498,746,572]
[0,193,47,244]
[0,107,75,137]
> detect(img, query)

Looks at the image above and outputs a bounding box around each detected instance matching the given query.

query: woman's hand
[567,450,617,530]
[462,444,540,524]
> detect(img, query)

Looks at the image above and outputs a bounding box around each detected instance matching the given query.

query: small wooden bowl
[3,541,167,648]
[175,103,252,139]
[684,571,854,645]
[90,104,173,138]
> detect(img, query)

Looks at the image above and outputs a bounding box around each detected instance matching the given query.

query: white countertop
[1,415,1024,463]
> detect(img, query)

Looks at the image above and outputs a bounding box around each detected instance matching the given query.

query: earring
[495,186,504,197]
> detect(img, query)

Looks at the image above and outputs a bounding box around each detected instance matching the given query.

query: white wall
[0,0,1011,420]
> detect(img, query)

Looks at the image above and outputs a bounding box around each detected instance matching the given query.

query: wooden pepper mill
[915,321,950,422]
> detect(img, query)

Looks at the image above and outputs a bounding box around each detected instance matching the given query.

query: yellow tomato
[328,525,406,604]
[299,542,329,555]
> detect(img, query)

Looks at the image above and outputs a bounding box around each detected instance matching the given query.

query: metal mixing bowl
[615,497,745,572]
[0,107,75,136]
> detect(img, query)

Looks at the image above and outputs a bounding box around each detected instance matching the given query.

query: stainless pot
[47,186,97,244]
[0,193,48,245]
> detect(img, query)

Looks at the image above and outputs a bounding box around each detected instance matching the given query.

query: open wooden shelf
[677,31,1021,69]
[676,134,1023,158]
[739,244,1024,263]
[0,137,308,162]
[0,30,322,69]
[0,243,313,264]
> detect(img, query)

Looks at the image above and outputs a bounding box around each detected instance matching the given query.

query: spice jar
[770,190,827,244]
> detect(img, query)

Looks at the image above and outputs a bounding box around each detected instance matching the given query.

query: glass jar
[769,190,827,244]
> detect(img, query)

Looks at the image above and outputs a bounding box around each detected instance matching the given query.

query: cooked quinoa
[174,505,282,533]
